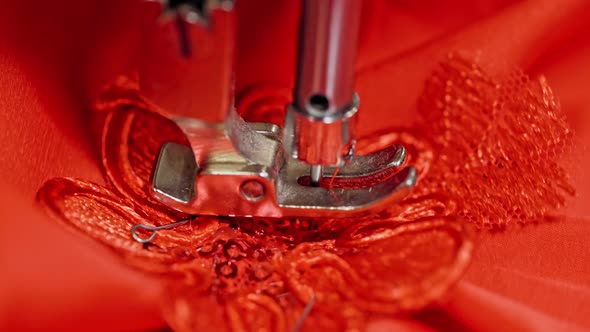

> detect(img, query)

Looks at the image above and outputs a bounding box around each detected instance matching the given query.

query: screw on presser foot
[147,0,418,220]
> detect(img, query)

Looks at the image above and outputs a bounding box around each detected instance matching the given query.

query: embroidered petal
[37,177,210,277]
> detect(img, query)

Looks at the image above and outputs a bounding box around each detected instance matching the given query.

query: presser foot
[150,111,417,219]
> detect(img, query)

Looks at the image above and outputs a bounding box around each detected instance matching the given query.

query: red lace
[36,53,572,331]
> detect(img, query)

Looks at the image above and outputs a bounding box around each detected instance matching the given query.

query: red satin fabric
[1,0,590,331]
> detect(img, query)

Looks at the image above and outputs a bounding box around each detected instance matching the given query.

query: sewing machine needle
[310,165,323,187]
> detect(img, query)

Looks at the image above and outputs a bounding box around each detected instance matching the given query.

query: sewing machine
[149,0,417,218]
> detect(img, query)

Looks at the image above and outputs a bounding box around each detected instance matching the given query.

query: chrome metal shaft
[284,0,362,178]
[295,0,362,116]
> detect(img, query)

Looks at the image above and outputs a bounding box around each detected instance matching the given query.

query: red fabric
[1,0,589,331]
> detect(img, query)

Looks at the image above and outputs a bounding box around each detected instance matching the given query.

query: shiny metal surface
[160,0,234,24]
[152,142,198,204]
[324,144,406,177]
[295,0,361,116]
[148,0,417,218]
[310,165,323,186]
[140,0,235,123]
[151,112,417,218]
[287,0,362,168]
[284,95,358,166]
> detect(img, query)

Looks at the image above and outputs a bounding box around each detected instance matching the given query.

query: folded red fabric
[0,0,589,331]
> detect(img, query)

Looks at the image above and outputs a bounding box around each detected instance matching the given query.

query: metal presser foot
[150,0,417,219]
